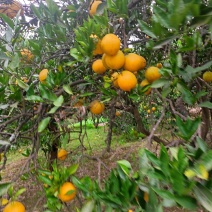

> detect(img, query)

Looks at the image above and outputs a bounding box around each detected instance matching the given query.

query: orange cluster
[91,33,163,95]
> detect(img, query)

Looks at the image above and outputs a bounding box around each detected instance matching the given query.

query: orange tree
[0,0,212,211]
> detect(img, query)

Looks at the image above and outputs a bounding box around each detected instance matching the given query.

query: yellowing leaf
[184,169,196,179]
[1,198,8,206]
[197,164,209,180]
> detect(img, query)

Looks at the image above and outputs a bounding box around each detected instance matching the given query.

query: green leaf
[14,188,26,200]
[53,95,64,107]
[198,101,212,109]
[30,4,42,18]
[145,150,161,168]
[177,82,196,105]
[153,6,171,29]
[117,160,132,176]
[16,79,29,90]
[63,84,73,95]
[199,150,212,170]
[137,20,157,38]
[81,200,95,212]
[38,175,52,186]
[151,78,170,88]
[25,95,44,102]
[194,184,212,212]
[48,106,59,114]
[38,117,51,133]
[39,84,57,101]
[153,35,178,49]
[153,188,174,199]
[0,14,14,29]
[193,60,212,73]
[9,53,20,70]
[176,116,201,141]
[159,145,169,176]
[196,136,208,152]
[0,183,12,196]
[67,164,79,175]
[174,195,197,210]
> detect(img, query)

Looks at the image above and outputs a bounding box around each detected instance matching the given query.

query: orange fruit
[39,69,48,82]
[89,0,102,16]
[102,54,109,69]
[89,100,105,114]
[203,71,212,82]
[147,109,151,114]
[124,53,146,72]
[92,59,107,74]
[93,39,104,55]
[152,107,156,111]
[104,50,125,70]
[156,63,163,68]
[20,48,34,62]
[128,210,133,212]
[145,66,161,83]
[58,182,77,202]
[111,72,119,88]
[140,79,151,95]
[3,201,25,212]
[0,1,24,19]
[101,34,120,56]
[57,149,68,161]
[117,70,137,91]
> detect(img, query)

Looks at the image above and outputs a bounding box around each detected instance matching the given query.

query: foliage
[0,0,211,211]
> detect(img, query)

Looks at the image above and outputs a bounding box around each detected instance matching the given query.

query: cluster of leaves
[74,134,212,211]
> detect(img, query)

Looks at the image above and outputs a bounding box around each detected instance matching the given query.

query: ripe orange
[124,53,146,72]
[92,59,107,74]
[20,48,34,62]
[58,182,77,202]
[0,1,24,19]
[140,79,151,95]
[101,34,120,56]
[152,107,156,111]
[39,69,48,82]
[57,149,68,161]
[102,54,109,69]
[147,109,151,114]
[89,0,102,16]
[203,71,212,82]
[111,72,119,88]
[104,50,125,70]
[3,201,25,212]
[117,70,137,91]
[145,66,161,83]
[93,39,104,55]
[156,63,163,68]
[89,100,105,114]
